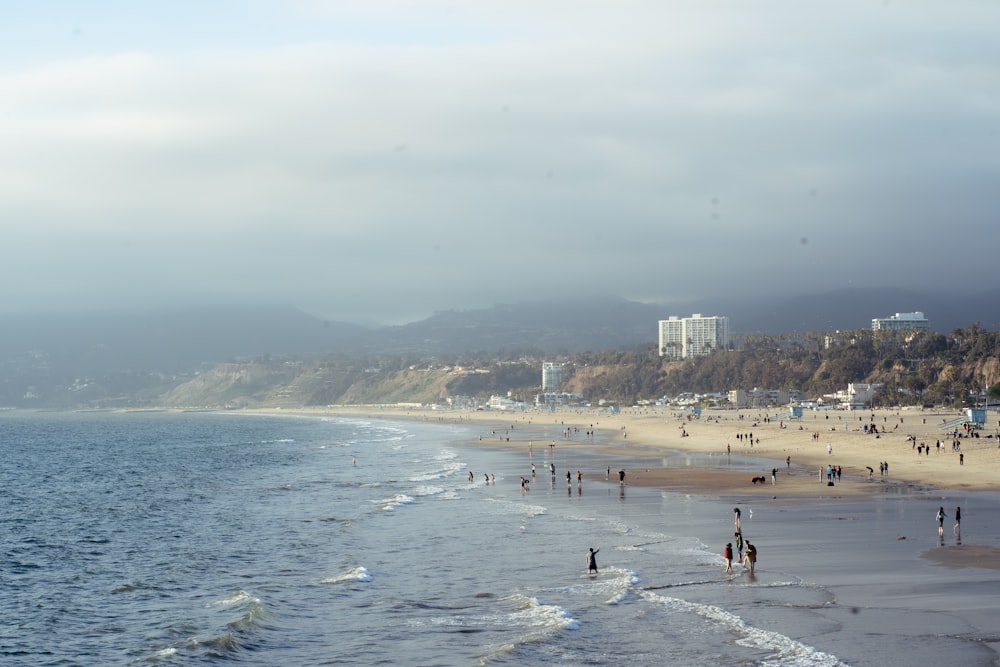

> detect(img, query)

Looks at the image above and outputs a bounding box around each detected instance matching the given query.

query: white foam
[376,493,414,511]
[641,590,847,666]
[505,594,579,631]
[321,566,372,584]
[209,590,258,608]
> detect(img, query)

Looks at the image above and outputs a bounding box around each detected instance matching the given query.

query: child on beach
[724,542,733,574]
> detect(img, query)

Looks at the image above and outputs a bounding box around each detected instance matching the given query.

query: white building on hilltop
[542,362,564,391]
[658,314,730,359]
[872,311,929,332]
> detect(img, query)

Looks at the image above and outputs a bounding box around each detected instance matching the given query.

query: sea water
[1,410,996,666]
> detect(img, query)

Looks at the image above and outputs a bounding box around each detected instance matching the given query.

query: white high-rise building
[872,311,929,332]
[658,314,730,359]
[542,362,564,391]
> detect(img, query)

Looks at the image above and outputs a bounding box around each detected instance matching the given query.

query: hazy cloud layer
[3,1,998,323]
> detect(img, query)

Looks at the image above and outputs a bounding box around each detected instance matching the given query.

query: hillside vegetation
[159,326,1000,409]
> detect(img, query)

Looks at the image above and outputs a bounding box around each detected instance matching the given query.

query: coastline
[244,404,1000,575]
[247,404,1000,494]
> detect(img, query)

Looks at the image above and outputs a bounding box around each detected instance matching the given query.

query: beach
[223,404,1000,665]
[8,407,1000,665]
[276,403,1000,573]
[276,404,1000,493]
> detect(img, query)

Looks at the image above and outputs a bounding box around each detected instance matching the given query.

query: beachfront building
[487,394,526,411]
[825,382,884,409]
[872,311,929,332]
[535,391,585,408]
[542,362,564,391]
[728,388,803,409]
[658,314,730,359]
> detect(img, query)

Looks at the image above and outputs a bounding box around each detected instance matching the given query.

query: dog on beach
[751,475,767,485]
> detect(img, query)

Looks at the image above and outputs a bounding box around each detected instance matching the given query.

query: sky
[2,1,999,325]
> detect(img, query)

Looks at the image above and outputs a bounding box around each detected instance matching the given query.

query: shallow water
[1,410,997,666]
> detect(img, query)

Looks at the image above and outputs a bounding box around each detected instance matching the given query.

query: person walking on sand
[936,507,947,536]
[724,542,734,574]
[587,547,600,574]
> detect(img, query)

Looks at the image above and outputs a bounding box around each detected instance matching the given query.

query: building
[541,362,563,391]
[658,314,730,359]
[872,311,929,332]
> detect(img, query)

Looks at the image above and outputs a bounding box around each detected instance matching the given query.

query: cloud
[2,1,999,323]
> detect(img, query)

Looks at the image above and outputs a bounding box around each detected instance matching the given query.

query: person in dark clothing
[587,547,600,574]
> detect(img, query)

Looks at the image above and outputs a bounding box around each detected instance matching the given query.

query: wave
[139,590,266,662]
[641,589,847,666]
[321,566,373,584]
[376,493,414,511]
[484,497,547,519]
[408,459,464,483]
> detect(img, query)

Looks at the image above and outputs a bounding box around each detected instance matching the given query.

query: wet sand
[252,403,1000,664]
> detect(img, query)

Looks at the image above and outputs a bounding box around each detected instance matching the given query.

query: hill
[2,288,998,408]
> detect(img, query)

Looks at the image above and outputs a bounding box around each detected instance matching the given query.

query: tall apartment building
[542,362,564,391]
[871,311,929,332]
[658,314,730,359]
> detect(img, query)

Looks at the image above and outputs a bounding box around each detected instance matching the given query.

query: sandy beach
[260,403,1000,574]
[233,403,1000,663]
[276,404,1000,494]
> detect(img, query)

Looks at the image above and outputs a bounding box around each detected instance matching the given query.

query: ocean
[2,410,998,666]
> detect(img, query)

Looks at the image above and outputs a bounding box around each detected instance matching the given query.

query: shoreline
[241,404,1000,495]
[245,404,1000,575]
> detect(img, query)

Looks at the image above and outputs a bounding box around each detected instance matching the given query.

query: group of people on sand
[724,507,757,575]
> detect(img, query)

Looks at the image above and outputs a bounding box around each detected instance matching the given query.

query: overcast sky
[2,1,998,324]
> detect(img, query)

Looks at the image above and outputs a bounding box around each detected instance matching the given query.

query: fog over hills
[2,288,995,376]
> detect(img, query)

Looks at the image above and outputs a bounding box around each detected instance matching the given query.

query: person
[954,506,962,534]
[771,468,777,485]
[734,531,744,561]
[733,507,742,531]
[936,506,947,535]
[619,469,626,485]
[587,547,600,574]
[724,542,734,574]
[786,455,790,469]
[744,542,757,574]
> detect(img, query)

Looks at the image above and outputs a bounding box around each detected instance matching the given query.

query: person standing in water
[724,542,733,574]
[587,547,600,574]
[734,507,742,531]
[744,543,757,574]
[936,507,947,536]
